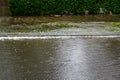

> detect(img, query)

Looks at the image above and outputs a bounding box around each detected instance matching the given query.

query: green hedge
[9,0,120,16]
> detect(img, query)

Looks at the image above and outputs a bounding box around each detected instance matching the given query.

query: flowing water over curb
[0,17,120,80]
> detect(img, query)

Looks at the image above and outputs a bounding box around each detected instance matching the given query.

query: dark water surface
[0,38,120,80]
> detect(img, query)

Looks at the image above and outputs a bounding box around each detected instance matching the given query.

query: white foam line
[0,36,74,40]
[0,35,119,40]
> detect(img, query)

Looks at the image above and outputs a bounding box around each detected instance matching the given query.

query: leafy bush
[8,0,120,16]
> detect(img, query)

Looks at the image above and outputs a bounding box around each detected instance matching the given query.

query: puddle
[0,38,119,80]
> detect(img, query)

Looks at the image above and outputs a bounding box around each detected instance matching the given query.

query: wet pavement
[0,38,120,80]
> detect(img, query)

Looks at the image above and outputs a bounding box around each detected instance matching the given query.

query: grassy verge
[106,22,120,32]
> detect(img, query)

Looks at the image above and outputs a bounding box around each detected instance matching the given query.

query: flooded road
[0,37,120,80]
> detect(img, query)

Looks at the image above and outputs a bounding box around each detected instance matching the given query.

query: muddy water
[0,38,120,80]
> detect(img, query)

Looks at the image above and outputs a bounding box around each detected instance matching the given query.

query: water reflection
[0,38,119,80]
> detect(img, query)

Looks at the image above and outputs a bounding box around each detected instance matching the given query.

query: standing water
[0,37,120,80]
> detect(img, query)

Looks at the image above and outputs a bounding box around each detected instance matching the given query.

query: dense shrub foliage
[9,0,120,16]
